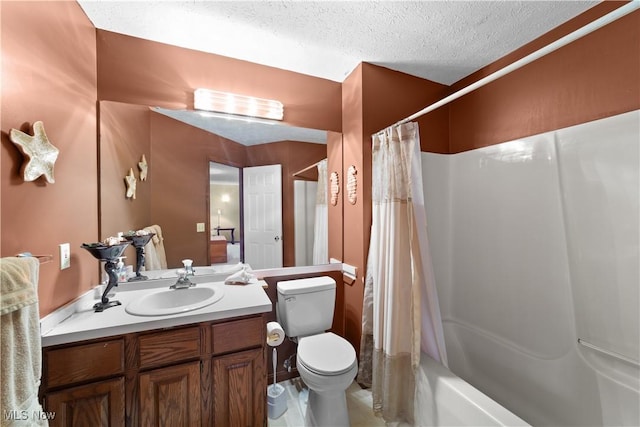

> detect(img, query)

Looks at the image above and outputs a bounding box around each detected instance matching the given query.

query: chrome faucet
[170,269,195,290]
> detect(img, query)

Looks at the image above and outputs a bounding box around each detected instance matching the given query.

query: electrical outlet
[59,243,71,270]
[196,222,205,232]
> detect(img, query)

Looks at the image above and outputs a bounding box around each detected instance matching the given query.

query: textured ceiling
[78,1,598,85]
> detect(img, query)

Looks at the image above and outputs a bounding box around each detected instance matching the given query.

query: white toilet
[276,276,357,427]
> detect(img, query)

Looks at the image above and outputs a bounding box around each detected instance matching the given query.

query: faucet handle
[181,259,194,275]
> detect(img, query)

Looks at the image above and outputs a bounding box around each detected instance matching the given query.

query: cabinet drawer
[138,326,201,369]
[212,316,263,355]
[45,339,124,389]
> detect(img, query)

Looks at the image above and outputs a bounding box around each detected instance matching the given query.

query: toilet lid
[298,332,356,375]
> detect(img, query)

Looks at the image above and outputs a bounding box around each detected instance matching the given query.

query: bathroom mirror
[99,100,334,275]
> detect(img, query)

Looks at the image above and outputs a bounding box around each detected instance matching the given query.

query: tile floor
[267,379,385,427]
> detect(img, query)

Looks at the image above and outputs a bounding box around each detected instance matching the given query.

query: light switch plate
[59,243,71,270]
[196,222,205,232]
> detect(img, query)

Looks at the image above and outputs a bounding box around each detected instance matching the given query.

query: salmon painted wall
[449,2,639,152]
[361,64,450,154]
[96,30,342,133]
[1,2,98,316]
[326,131,343,264]
[341,67,365,352]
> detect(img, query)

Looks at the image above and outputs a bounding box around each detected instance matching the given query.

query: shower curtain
[312,159,328,265]
[358,122,448,423]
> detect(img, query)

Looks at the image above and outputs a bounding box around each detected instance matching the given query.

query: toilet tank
[276,276,336,338]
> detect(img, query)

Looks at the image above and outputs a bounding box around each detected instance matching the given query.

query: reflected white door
[243,164,283,269]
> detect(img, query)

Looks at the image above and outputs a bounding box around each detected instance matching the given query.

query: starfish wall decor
[138,154,148,181]
[125,168,137,199]
[9,121,60,183]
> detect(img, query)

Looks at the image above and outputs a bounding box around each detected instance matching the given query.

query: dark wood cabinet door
[212,348,265,427]
[46,377,125,427]
[139,361,201,427]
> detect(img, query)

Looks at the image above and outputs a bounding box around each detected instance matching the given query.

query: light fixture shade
[194,88,284,121]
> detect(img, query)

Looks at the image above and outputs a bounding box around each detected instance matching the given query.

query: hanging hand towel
[1,256,48,426]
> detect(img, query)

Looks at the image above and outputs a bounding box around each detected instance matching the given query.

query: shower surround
[422,110,639,426]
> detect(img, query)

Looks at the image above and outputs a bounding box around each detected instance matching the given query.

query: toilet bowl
[297,332,357,427]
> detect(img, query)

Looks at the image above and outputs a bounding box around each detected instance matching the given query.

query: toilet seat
[298,332,356,376]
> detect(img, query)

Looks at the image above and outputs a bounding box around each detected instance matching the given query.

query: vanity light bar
[194,88,284,121]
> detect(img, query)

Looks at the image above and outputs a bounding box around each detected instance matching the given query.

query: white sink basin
[125,285,225,316]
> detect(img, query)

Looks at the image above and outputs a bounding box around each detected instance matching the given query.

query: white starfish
[10,121,59,183]
[138,154,148,181]
[125,168,137,199]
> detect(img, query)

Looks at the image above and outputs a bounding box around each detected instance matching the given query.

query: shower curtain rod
[381,0,640,133]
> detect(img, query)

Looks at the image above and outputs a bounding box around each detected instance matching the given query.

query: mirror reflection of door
[243,164,283,269]
[209,162,241,266]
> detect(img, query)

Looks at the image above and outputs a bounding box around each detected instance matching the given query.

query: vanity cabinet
[41,314,266,427]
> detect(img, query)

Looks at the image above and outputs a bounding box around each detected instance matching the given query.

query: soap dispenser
[116,257,127,282]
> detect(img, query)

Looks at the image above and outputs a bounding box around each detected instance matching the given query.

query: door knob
[274,236,281,242]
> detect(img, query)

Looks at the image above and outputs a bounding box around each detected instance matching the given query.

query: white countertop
[40,279,272,347]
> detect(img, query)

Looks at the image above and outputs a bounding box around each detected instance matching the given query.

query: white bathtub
[414,354,529,427]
